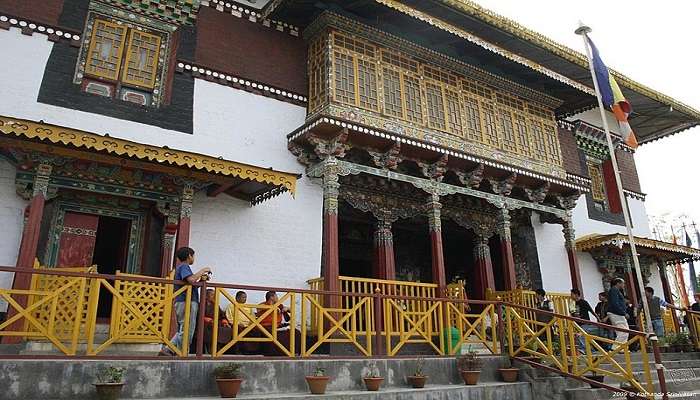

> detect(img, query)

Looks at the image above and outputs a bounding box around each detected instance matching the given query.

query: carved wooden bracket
[455,163,485,188]
[523,182,550,204]
[489,173,517,196]
[308,129,350,159]
[368,141,402,170]
[419,154,448,182]
[287,141,318,166]
[555,191,581,210]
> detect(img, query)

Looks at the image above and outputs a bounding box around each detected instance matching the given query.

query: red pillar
[426,196,446,294]
[5,164,51,343]
[321,172,340,308]
[498,209,516,291]
[474,237,495,300]
[563,218,583,292]
[373,220,395,280]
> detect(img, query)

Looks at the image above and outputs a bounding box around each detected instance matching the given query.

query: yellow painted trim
[0,116,298,196]
[576,233,700,258]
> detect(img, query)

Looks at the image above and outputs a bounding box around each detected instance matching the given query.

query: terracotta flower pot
[498,368,519,382]
[460,370,480,385]
[93,383,124,400]
[363,377,384,391]
[585,374,605,388]
[215,378,243,398]
[305,376,330,395]
[407,375,427,388]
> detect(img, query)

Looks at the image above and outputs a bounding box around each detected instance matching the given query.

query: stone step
[565,376,700,400]
[20,341,162,355]
[125,382,531,400]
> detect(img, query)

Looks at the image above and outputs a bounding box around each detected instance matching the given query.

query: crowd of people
[535,279,700,353]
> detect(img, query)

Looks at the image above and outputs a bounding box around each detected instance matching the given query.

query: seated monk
[203,289,231,353]
[225,291,255,330]
[256,291,300,356]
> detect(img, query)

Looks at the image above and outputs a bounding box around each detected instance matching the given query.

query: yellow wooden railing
[108,270,174,343]
[487,288,574,315]
[689,311,700,350]
[505,304,654,397]
[27,259,97,342]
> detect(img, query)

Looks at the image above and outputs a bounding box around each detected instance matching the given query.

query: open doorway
[93,216,132,319]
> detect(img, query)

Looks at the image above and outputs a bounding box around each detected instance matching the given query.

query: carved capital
[180,183,194,219]
[523,182,550,204]
[32,163,53,198]
[497,208,511,241]
[374,219,393,244]
[369,141,402,170]
[474,236,491,260]
[455,163,484,188]
[425,195,442,232]
[489,173,517,196]
[562,217,576,249]
[419,154,448,182]
[308,129,350,160]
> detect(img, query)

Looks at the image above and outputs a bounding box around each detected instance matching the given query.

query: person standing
[594,292,612,351]
[643,286,684,339]
[607,278,629,343]
[159,247,212,356]
[571,289,599,351]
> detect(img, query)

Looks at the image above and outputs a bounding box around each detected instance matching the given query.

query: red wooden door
[56,212,99,267]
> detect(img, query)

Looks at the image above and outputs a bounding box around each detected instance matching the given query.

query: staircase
[517,351,700,400]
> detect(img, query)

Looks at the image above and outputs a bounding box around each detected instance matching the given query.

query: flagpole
[575,24,655,337]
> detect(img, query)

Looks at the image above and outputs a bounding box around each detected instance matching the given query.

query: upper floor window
[586,157,608,209]
[75,13,170,107]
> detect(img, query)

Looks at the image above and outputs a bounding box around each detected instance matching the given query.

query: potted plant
[407,357,428,388]
[213,363,243,398]
[305,365,330,395]
[497,357,519,382]
[666,333,681,352]
[94,366,125,400]
[584,370,605,388]
[657,337,670,353]
[457,350,482,385]
[362,362,383,391]
[673,332,693,352]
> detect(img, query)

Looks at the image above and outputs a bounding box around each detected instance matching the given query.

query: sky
[471,0,700,231]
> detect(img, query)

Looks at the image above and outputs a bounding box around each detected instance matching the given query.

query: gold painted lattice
[121,30,161,89]
[308,35,328,113]
[85,19,127,81]
[27,261,97,342]
[587,160,606,202]
[318,31,564,166]
[109,271,172,343]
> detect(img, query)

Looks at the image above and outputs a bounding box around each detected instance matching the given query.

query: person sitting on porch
[571,289,600,352]
[226,291,255,330]
[257,291,290,328]
[607,278,629,344]
[203,289,230,354]
[643,286,685,339]
[159,247,212,356]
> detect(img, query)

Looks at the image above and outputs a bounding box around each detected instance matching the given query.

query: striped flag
[587,37,639,148]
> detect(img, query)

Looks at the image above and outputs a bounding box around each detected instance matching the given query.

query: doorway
[92,216,132,318]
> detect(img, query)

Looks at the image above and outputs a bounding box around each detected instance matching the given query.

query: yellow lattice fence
[27,259,96,342]
[108,270,173,343]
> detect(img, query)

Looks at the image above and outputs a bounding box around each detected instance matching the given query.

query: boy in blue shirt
[159,247,212,356]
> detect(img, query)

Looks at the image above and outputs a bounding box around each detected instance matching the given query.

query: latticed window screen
[308,36,327,112]
[333,52,356,105]
[85,18,162,91]
[121,30,161,88]
[382,68,403,117]
[85,19,127,80]
[323,31,565,165]
[587,160,606,202]
[425,83,446,131]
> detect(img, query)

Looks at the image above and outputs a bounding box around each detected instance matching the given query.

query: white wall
[0,160,26,311]
[572,195,652,239]
[578,252,604,304]
[531,213,571,294]
[0,28,323,294]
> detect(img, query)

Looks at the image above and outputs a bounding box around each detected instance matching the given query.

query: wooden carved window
[331,33,378,111]
[587,160,606,202]
[82,17,164,106]
[528,119,549,162]
[423,65,461,135]
[496,108,518,153]
[425,82,446,131]
[445,88,462,135]
[308,35,327,113]
[513,114,532,157]
[462,96,483,143]
[380,50,423,124]
[85,19,127,81]
[481,102,499,148]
